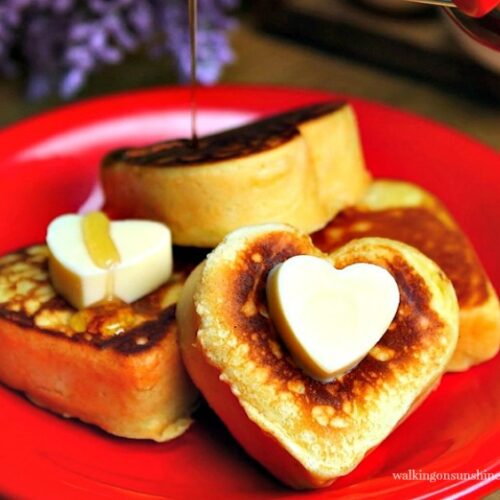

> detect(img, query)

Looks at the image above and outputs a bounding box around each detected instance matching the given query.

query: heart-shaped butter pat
[47,213,172,309]
[266,255,400,382]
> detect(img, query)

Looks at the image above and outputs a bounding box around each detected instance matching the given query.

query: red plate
[0,86,498,499]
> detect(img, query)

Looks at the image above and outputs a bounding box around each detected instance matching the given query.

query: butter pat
[47,214,172,309]
[266,255,399,382]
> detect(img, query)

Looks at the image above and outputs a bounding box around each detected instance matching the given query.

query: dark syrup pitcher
[406,0,500,49]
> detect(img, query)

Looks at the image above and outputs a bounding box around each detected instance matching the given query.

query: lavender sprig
[0,0,238,99]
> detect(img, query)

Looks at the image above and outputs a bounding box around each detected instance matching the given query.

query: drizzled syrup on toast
[82,211,120,303]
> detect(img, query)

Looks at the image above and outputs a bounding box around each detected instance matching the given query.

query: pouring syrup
[189,0,199,147]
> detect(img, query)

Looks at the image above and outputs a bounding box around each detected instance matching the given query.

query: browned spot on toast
[103,102,343,168]
[0,246,198,355]
[224,233,443,411]
[101,306,176,354]
[312,207,488,308]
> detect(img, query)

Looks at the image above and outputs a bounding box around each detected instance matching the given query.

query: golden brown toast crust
[312,180,500,371]
[313,206,488,309]
[223,232,446,408]
[101,103,370,247]
[181,225,459,485]
[103,102,343,168]
[0,245,200,440]
[0,245,203,354]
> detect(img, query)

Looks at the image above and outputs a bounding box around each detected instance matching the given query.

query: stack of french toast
[0,101,498,489]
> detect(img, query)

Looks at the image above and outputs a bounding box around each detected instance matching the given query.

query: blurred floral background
[0,0,498,147]
[0,0,237,99]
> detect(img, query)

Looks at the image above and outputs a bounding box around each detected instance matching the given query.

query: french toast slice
[101,102,371,247]
[312,179,500,372]
[177,224,459,488]
[0,245,202,441]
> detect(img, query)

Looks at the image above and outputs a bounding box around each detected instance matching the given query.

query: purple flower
[0,0,239,99]
[157,0,237,85]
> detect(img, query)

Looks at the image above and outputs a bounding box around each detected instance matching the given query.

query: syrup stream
[189,0,199,147]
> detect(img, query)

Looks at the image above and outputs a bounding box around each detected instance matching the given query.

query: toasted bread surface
[177,224,459,488]
[312,179,500,371]
[101,103,370,247]
[0,245,201,441]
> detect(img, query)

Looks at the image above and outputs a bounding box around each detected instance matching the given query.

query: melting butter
[266,255,400,383]
[47,214,173,310]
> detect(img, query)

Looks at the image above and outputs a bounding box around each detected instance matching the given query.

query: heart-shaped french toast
[177,224,459,489]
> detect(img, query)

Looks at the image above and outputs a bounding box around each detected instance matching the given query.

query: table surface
[0,23,498,150]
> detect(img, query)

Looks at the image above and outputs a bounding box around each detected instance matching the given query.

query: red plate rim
[0,85,498,499]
